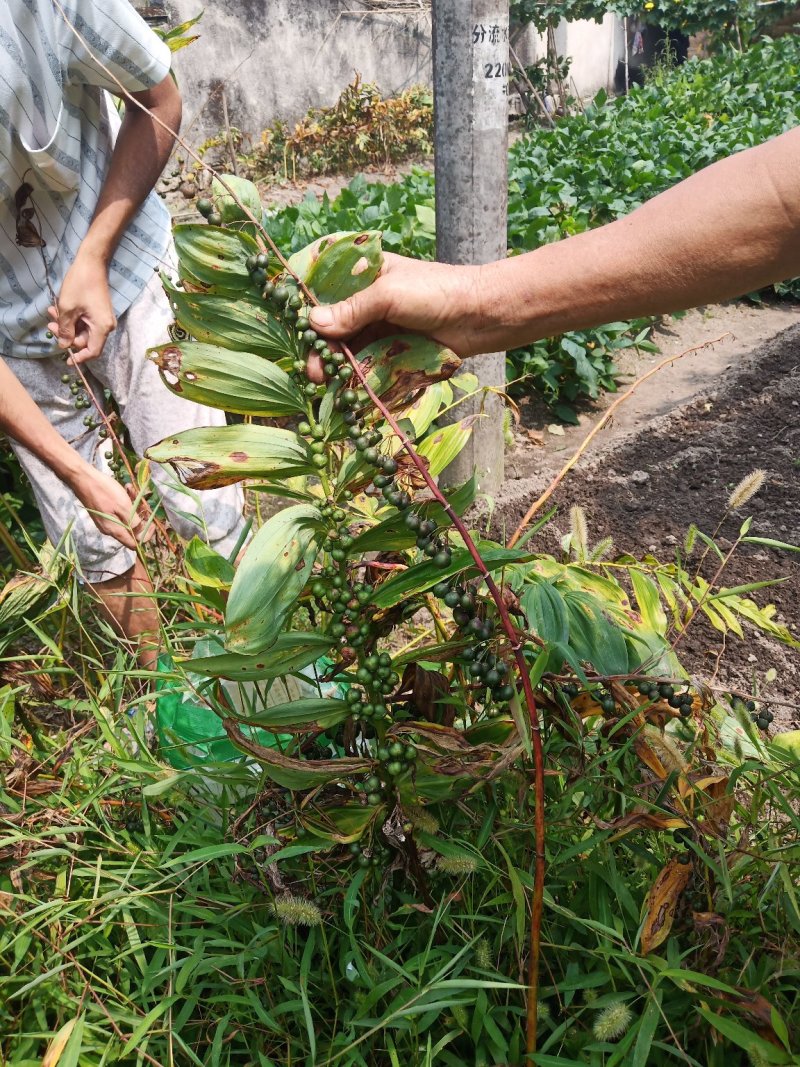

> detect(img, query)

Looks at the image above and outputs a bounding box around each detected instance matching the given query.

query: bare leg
[89,557,160,672]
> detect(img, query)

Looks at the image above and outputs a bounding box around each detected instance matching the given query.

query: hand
[308,253,491,358]
[47,251,117,364]
[70,465,153,550]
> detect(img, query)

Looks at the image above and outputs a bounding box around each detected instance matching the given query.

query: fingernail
[310,307,334,328]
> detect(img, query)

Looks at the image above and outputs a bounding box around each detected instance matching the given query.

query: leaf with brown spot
[641,859,692,954]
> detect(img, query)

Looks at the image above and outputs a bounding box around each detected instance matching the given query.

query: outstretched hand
[47,252,117,364]
[308,252,493,358]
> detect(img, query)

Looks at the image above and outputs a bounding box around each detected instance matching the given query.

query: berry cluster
[406,515,452,569]
[731,695,774,731]
[348,839,391,870]
[196,196,221,226]
[637,680,694,718]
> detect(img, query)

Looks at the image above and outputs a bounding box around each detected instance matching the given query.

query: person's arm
[0,360,149,549]
[47,73,181,363]
[309,126,800,357]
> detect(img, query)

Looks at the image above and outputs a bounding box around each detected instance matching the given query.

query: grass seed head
[569,505,589,560]
[271,895,322,927]
[437,853,478,876]
[728,469,766,511]
[592,1000,634,1042]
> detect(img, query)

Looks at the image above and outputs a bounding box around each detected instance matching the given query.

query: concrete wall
[167,0,433,144]
[163,1,623,145]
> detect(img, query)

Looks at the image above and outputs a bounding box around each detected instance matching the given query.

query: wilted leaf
[41,1015,84,1067]
[150,340,306,416]
[641,859,692,953]
[396,664,454,724]
[225,504,322,654]
[360,334,462,410]
[146,425,313,489]
[223,720,370,788]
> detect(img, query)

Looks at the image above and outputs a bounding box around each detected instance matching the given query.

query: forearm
[477,126,800,350]
[80,77,181,265]
[0,360,85,487]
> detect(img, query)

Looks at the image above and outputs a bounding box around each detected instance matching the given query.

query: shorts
[6,269,245,583]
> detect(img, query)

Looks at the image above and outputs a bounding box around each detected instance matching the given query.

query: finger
[55,309,77,350]
[305,351,326,384]
[83,316,115,361]
[309,281,392,340]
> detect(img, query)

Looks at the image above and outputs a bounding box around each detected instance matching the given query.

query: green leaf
[234,697,351,730]
[210,173,262,224]
[371,546,530,609]
[186,632,334,681]
[349,474,478,554]
[299,804,381,843]
[184,536,235,589]
[521,580,569,645]
[173,224,259,291]
[225,504,322,654]
[146,424,314,489]
[630,570,668,633]
[149,340,306,416]
[304,231,383,302]
[695,1008,791,1064]
[162,276,297,361]
[564,591,630,676]
[416,419,475,477]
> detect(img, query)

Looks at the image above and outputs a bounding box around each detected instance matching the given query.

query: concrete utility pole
[433,0,509,495]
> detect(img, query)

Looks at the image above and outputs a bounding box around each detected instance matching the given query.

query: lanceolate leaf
[149,341,306,416]
[163,276,298,361]
[233,698,351,731]
[146,425,313,489]
[416,418,476,478]
[186,632,334,681]
[349,474,478,554]
[225,504,323,654]
[173,224,259,291]
[372,546,531,609]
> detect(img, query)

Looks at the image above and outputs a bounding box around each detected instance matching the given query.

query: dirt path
[498,303,800,728]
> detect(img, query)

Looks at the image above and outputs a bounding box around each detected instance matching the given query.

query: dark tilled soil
[498,324,800,730]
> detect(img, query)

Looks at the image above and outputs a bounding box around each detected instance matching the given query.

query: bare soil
[498,302,800,729]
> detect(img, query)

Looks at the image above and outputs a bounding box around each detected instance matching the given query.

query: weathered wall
[168,0,433,144]
[516,13,625,101]
[164,2,623,145]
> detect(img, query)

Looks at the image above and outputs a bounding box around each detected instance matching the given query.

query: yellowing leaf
[641,860,692,954]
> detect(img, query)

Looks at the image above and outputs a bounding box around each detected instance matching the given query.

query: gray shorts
[6,269,245,583]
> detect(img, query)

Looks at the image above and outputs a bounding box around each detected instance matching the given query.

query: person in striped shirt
[0,0,244,666]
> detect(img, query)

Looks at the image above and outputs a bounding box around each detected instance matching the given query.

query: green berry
[197,197,213,217]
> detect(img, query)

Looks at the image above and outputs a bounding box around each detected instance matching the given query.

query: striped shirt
[0,0,172,358]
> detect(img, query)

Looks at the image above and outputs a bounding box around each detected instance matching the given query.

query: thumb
[309,285,389,339]
[55,307,77,349]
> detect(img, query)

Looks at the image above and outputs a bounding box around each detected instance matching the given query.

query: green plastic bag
[155,653,290,770]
